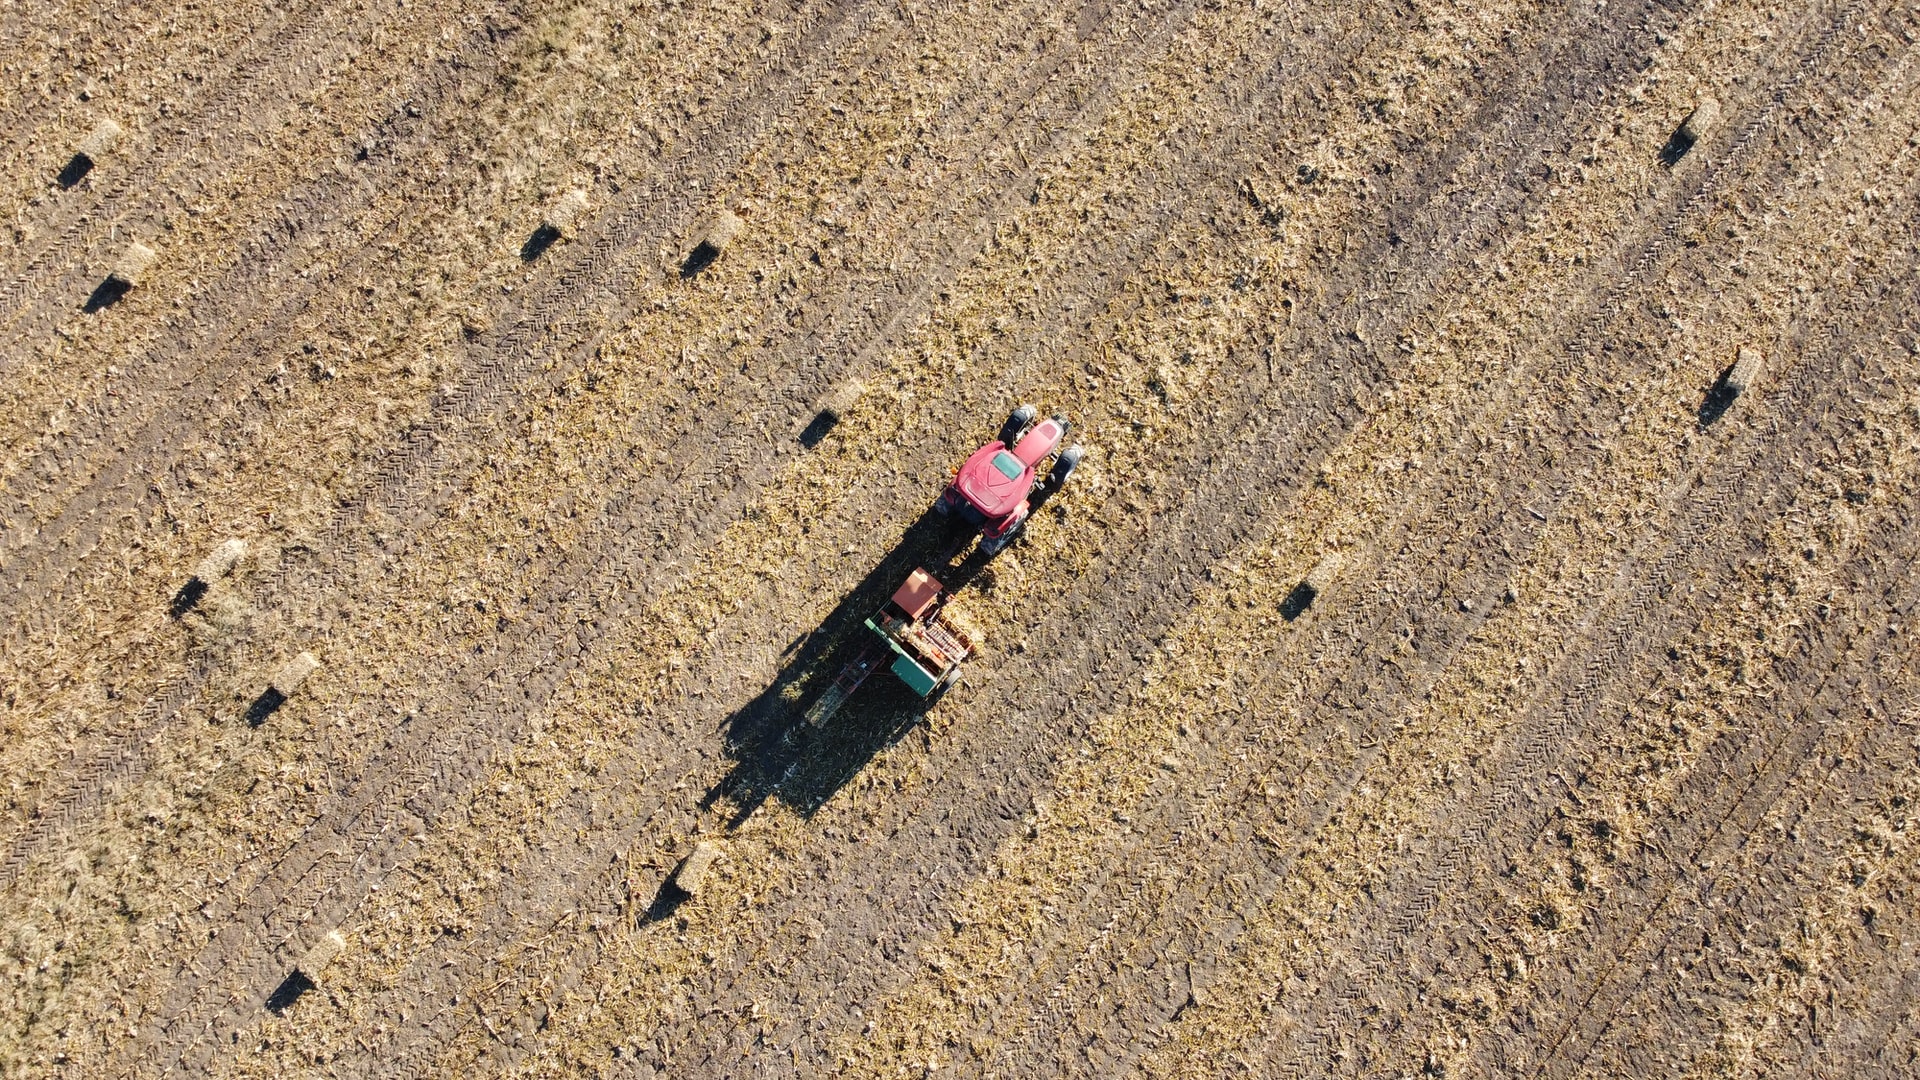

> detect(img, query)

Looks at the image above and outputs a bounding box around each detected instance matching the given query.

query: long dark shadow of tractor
[705,508,995,826]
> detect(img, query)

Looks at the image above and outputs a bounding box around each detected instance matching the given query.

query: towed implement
[804,568,979,726]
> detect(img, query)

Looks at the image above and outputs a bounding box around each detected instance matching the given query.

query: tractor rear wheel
[1047,443,1086,489]
[997,404,1038,447]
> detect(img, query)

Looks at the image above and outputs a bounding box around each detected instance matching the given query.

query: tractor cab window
[991,451,1024,479]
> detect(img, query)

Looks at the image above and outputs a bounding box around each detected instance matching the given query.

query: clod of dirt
[191,538,249,584]
[672,840,726,896]
[107,242,158,288]
[1726,345,1764,396]
[1663,98,1721,165]
[543,189,591,238]
[75,117,124,160]
[270,652,322,697]
[59,118,123,186]
[681,209,745,277]
[1678,98,1721,145]
[524,189,593,259]
[247,652,321,725]
[294,929,348,981]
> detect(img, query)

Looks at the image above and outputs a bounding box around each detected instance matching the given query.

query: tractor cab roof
[954,442,1033,519]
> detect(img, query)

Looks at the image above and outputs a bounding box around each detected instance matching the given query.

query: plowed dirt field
[3,0,1918,1075]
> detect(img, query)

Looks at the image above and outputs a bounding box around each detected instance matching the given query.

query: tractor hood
[954,442,1033,519]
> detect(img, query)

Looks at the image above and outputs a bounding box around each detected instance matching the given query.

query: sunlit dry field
[1,0,1917,1075]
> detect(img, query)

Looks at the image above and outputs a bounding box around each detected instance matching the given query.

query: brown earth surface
[2,0,1918,1075]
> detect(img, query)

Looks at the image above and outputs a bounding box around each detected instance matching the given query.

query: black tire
[997,403,1038,447]
[1047,443,1086,488]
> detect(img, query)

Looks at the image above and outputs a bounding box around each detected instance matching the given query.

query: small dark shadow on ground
[1698,363,1738,427]
[797,410,840,448]
[520,224,560,261]
[264,972,314,1014]
[638,880,691,926]
[1279,582,1318,621]
[169,577,208,618]
[57,154,94,188]
[1658,131,1697,168]
[705,509,985,825]
[82,277,130,313]
[245,689,287,728]
[679,241,721,279]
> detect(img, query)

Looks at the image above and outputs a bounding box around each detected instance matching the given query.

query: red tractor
[934,403,1085,554]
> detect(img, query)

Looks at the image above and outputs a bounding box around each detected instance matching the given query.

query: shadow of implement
[82,276,130,313]
[637,879,692,926]
[57,154,94,189]
[520,224,561,262]
[704,509,991,826]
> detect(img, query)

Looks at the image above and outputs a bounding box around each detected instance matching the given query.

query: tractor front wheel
[1047,443,1086,489]
[997,403,1038,448]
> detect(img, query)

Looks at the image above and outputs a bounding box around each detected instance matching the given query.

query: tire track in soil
[0,0,885,892]
[0,0,278,189]
[441,0,1850,1060]
[439,4,1766,1068]
[0,0,549,892]
[0,0,361,340]
[1781,915,1920,1080]
[1022,5,1920,1071]
[0,0,510,570]
[1474,397,1912,1076]
[115,0,1239,1069]
[1514,504,1920,1075]
[1305,31,1920,1068]
[965,0,1750,1065]
[1551,664,1920,1080]
[1266,306,1911,1080]
[1259,175,1920,1080]
[1435,439,1918,1077]
[337,0,1659,1070]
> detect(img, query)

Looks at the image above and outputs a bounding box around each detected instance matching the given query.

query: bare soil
[2,0,1917,1076]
